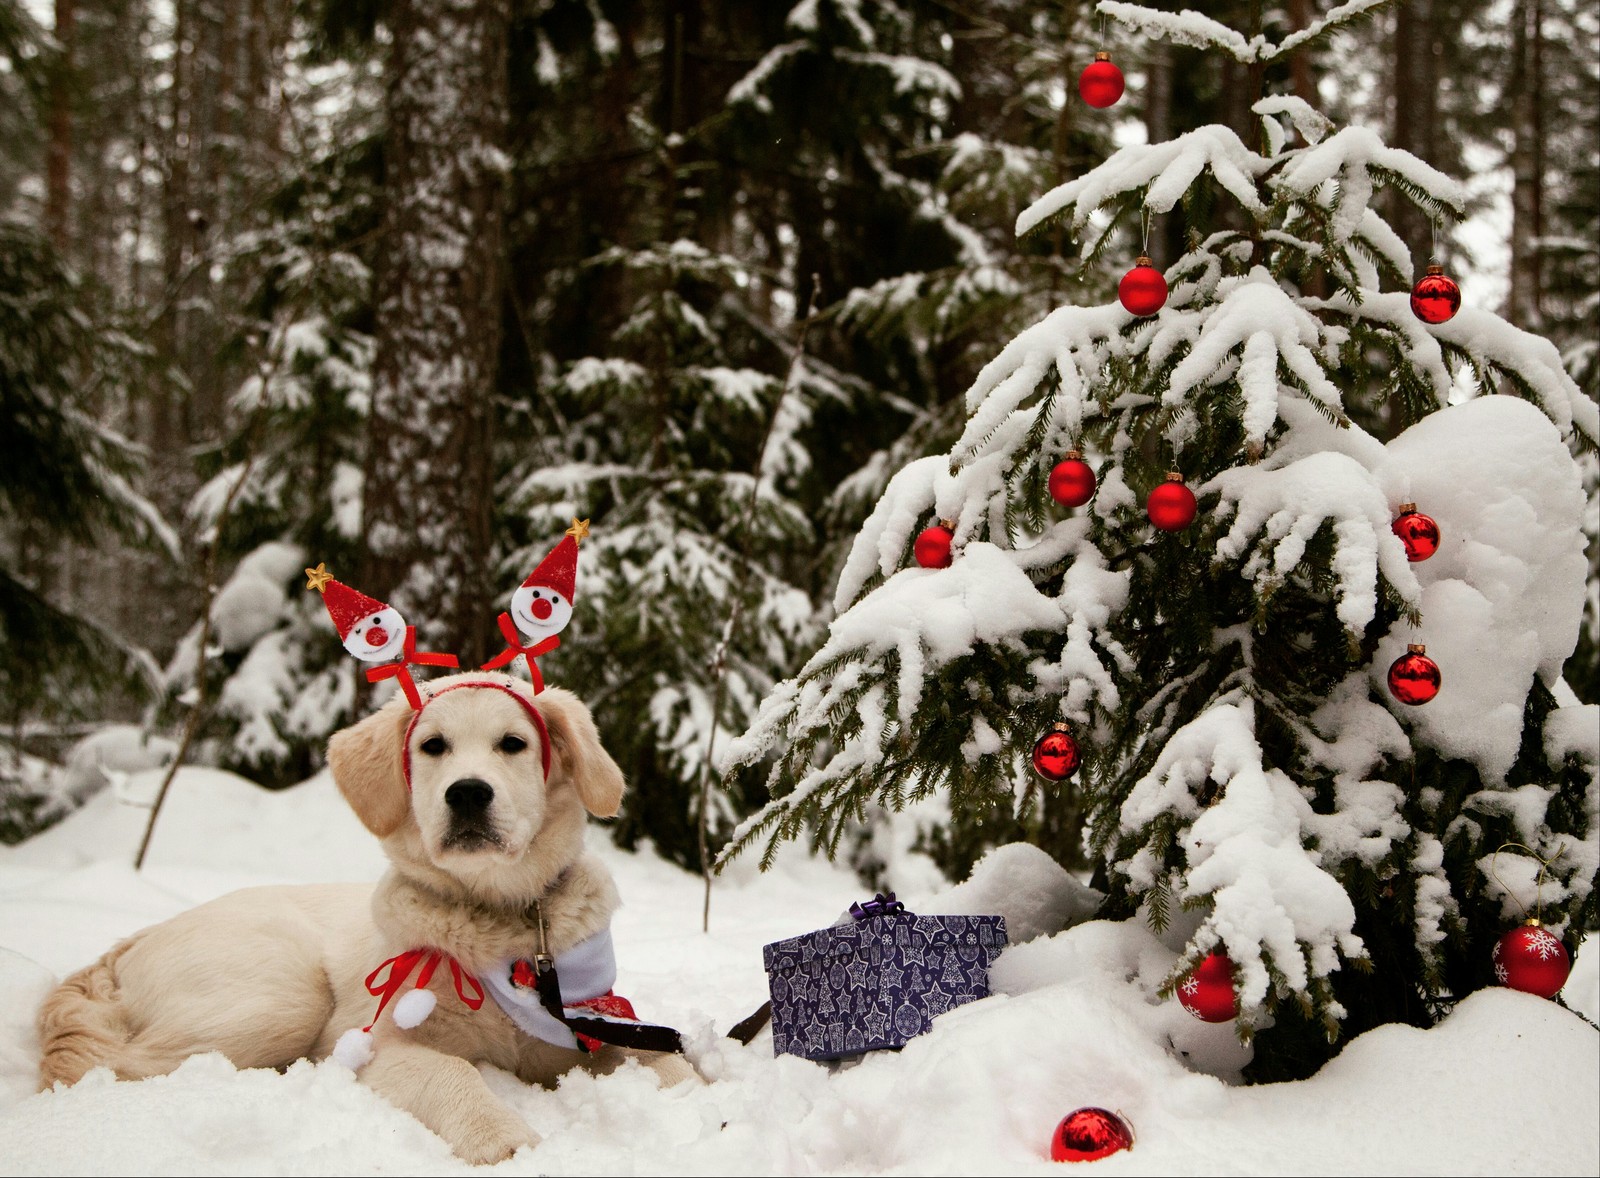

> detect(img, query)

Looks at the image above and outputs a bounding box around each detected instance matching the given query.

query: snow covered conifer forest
[1,0,1597,1096]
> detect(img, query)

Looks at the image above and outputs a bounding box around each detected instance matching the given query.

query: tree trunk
[1389,0,1440,273]
[45,0,76,253]
[1508,0,1545,327]
[363,0,510,666]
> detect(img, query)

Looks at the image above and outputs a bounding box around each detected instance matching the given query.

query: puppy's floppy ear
[327,697,413,837]
[535,687,625,818]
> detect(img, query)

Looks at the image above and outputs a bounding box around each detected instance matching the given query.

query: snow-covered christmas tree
[721,0,1599,1076]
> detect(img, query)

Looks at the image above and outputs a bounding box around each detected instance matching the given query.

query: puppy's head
[327,673,624,896]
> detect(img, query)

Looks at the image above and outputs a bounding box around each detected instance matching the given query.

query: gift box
[761,894,1007,1061]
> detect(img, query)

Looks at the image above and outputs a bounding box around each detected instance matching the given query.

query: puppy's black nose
[445,779,495,814]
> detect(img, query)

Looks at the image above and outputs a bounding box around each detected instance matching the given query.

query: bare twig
[132,353,279,871]
[697,278,823,932]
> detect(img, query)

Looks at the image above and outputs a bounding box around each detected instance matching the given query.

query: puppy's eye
[498,734,528,754]
[420,735,449,756]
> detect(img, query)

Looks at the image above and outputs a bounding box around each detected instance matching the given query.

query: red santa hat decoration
[305,564,459,708]
[481,518,587,692]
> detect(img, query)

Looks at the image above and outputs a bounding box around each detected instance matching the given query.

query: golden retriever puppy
[36,673,693,1164]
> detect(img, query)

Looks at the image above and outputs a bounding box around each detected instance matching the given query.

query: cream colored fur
[36,672,694,1165]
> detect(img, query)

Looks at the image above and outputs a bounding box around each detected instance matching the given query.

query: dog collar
[401,679,553,789]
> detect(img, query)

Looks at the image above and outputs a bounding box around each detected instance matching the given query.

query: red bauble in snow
[1118,256,1168,317]
[1392,503,1440,562]
[1050,1107,1134,1163]
[1493,922,1572,999]
[1177,951,1238,1023]
[1049,451,1097,507]
[914,520,955,569]
[1146,472,1197,532]
[1387,644,1441,706]
[1032,723,1081,781]
[1410,264,1461,325]
[1077,52,1124,108]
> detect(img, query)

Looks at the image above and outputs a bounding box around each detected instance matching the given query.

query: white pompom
[332,1028,375,1071]
[393,988,438,1029]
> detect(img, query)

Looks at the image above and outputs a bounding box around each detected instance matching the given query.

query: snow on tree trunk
[364,0,509,664]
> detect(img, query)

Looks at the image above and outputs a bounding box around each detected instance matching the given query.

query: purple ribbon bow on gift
[849,892,907,921]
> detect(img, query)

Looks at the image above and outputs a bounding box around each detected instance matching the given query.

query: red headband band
[401,680,553,790]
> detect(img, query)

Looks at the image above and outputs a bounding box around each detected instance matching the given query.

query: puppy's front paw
[454,1114,538,1167]
[646,1052,701,1089]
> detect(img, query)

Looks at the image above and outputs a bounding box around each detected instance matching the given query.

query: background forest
[2,0,1596,881]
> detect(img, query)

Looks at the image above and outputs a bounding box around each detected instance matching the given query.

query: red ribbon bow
[362,948,485,1032]
[480,613,560,693]
[366,626,460,709]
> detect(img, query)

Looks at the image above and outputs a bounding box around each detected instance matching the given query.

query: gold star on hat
[565,518,591,545]
[304,562,334,593]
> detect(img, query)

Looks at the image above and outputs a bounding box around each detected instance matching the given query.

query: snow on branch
[1097,1,1259,61]
[1116,699,1365,1016]
[1252,96,1332,155]
[1272,127,1465,244]
[954,302,1129,465]
[1017,126,1268,242]
[1210,449,1421,634]
[1099,0,1393,65]
[1162,269,1345,449]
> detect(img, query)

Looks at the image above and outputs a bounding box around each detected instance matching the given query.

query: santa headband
[308,518,589,710]
[401,679,553,790]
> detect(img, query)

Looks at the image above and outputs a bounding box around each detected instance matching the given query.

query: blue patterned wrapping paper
[761,912,1008,1061]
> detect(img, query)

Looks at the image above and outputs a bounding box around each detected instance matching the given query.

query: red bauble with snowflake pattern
[1493,922,1571,999]
[1177,951,1238,1023]
[1049,451,1097,507]
[1050,1107,1134,1163]
[1387,644,1441,705]
[1118,257,1168,316]
[1032,723,1082,781]
[1146,472,1197,531]
[914,520,955,569]
[1077,52,1124,108]
[1392,503,1440,562]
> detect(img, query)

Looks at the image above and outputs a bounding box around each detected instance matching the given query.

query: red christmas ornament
[1077,52,1125,109]
[1032,723,1081,781]
[1145,472,1197,532]
[1050,1107,1134,1163]
[1177,951,1238,1023]
[914,520,955,569]
[1118,256,1168,317]
[1493,921,1572,999]
[1387,643,1441,706]
[1392,503,1440,562]
[1410,264,1461,325]
[1049,451,1097,507]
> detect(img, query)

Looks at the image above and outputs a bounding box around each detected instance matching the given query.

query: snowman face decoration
[343,606,407,662]
[510,584,573,641]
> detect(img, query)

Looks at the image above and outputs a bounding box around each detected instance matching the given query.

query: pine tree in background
[504,240,820,870]
[0,217,176,836]
[722,0,1599,1078]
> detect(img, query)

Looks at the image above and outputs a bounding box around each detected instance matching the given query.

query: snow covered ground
[1,764,1596,1176]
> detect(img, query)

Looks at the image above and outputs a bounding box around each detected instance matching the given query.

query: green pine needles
[721,0,1598,1077]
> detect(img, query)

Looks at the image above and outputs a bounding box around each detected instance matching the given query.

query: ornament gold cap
[938,518,956,530]
[1052,721,1072,732]
[1136,255,1154,267]
[1164,470,1184,482]
[1094,50,1111,61]
[1407,643,1427,654]
[1523,916,1544,928]
[1426,263,1444,276]
[1065,448,1083,461]
[1398,502,1417,514]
